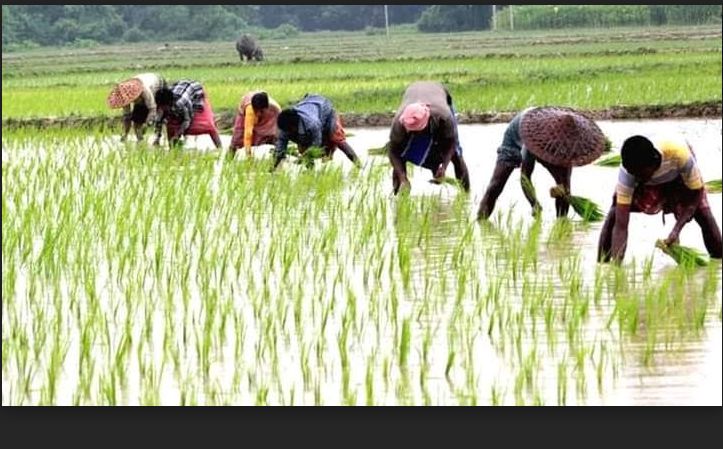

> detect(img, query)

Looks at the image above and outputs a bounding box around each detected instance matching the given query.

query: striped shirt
[155,80,206,136]
[616,137,704,205]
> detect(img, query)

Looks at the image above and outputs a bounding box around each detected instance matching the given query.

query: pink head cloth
[399,102,431,132]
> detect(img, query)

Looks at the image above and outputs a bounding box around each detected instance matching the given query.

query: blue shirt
[275,94,336,160]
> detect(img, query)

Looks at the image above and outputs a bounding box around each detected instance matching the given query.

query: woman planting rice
[153,79,222,149]
[106,72,166,142]
[597,135,722,263]
[272,93,360,170]
[477,107,606,219]
[228,90,281,158]
[387,81,470,194]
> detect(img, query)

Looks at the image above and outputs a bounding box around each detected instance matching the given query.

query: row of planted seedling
[2,132,720,405]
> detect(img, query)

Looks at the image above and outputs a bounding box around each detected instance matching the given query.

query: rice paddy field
[2,25,721,120]
[2,26,722,406]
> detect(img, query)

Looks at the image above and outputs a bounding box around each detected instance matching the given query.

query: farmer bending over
[597,135,722,263]
[153,80,222,149]
[272,94,359,170]
[107,73,166,142]
[388,81,470,194]
[478,107,605,219]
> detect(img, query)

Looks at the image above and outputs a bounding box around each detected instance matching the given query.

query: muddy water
[3,119,721,406]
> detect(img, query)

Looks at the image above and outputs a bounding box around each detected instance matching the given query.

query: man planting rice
[153,79,222,150]
[272,93,360,170]
[387,81,470,194]
[597,135,722,263]
[477,107,606,219]
[106,72,166,142]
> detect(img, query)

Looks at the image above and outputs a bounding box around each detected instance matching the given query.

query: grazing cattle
[236,34,264,62]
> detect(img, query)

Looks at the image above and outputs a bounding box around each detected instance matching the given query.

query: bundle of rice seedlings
[595,153,621,167]
[300,146,326,168]
[549,184,605,222]
[655,239,709,267]
[287,143,300,156]
[520,173,543,216]
[288,146,326,168]
[520,173,538,204]
[705,179,722,194]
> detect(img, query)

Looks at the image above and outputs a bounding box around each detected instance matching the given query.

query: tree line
[2,5,720,51]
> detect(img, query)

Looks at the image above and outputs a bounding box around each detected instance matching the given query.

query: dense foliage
[1,5,425,49]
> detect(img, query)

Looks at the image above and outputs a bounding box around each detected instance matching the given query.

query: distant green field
[2,25,721,120]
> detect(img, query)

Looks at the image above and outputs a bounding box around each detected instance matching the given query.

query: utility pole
[509,5,514,31]
[492,5,497,31]
[384,5,390,37]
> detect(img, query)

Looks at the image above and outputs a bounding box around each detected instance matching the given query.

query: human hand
[399,178,411,194]
[434,164,446,180]
[532,203,542,217]
[664,231,680,247]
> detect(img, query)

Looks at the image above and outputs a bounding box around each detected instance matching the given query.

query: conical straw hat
[520,107,606,167]
[106,78,144,109]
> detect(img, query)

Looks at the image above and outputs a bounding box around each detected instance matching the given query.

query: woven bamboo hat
[106,78,143,109]
[519,107,605,167]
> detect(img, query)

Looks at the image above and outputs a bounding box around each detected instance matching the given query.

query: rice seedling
[595,153,621,167]
[520,173,539,210]
[549,185,605,222]
[286,145,327,169]
[705,179,722,193]
[5,31,721,120]
[655,240,709,267]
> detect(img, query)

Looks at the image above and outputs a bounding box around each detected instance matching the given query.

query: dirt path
[3,101,720,131]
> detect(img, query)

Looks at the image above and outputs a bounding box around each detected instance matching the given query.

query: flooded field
[2,118,721,405]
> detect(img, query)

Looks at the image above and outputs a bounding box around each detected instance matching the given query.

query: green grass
[705,179,722,193]
[3,25,721,120]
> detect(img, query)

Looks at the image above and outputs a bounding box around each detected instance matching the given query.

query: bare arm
[141,87,156,122]
[272,131,290,170]
[388,141,410,194]
[121,105,132,141]
[388,122,410,192]
[666,188,704,245]
[153,111,164,145]
[176,106,192,139]
[434,138,457,180]
[610,204,631,262]
[388,146,408,181]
